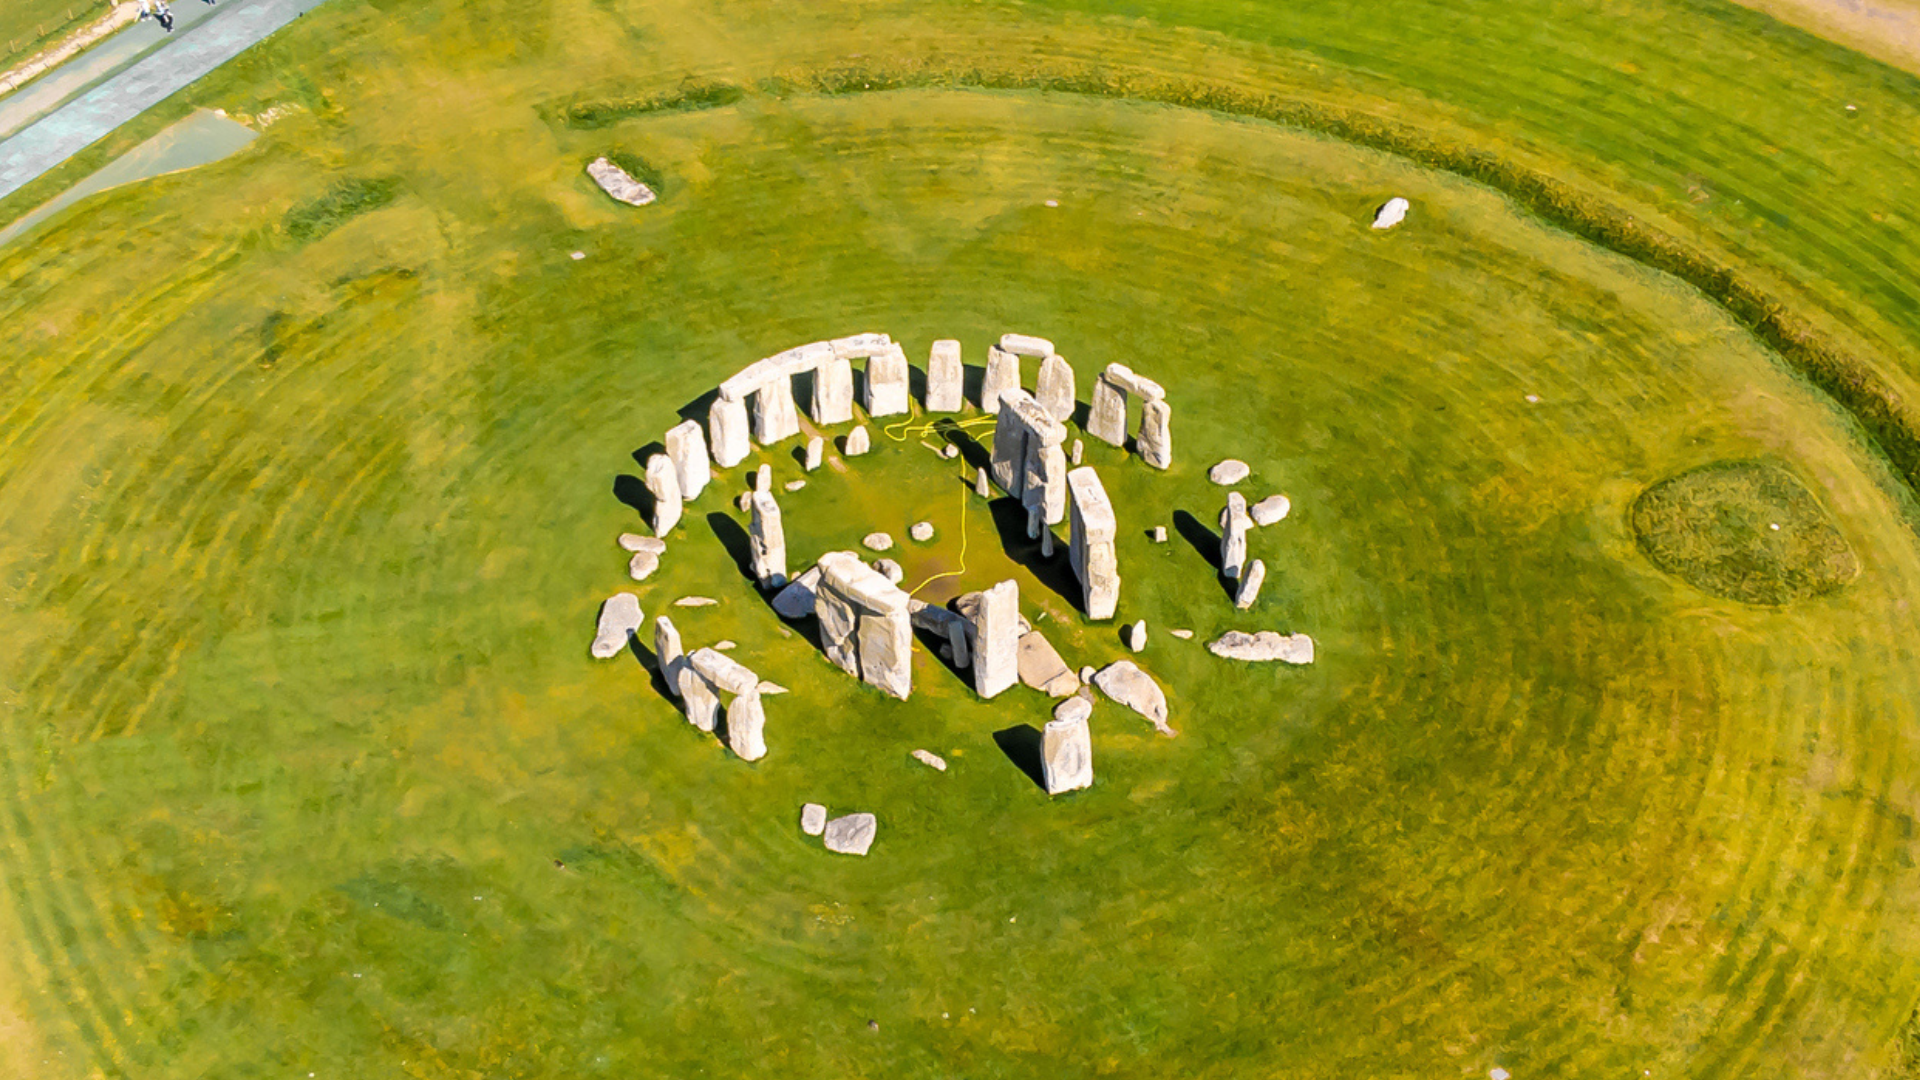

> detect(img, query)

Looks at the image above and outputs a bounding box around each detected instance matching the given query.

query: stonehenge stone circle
[801,803,828,836]
[1068,466,1120,620]
[1093,660,1174,736]
[591,593,644,658]
[1220,492,1253,582]
[1235,559,1266,610]
[813,356,856,426]
[1207,630,1315,664]
[654,616,685,690]
[1087,369,1127,447]
[804,435,823,472]
[991,388,1068,524]
[1251,494,1292,526]
[664,419,712,500]
[708,396,751,469]
[926,339,964,413]
[751,375,801,446]
[982,344,1020,412]
[644,453,682,536]
[823,812,878,856]
[1209,459,1251,485]
[845,424,871,456]
[1041,712,1094,795]
[864,343,912,418]
[749,490,788,589]
[1087,363,1171,462]
[1036,353,1076,422]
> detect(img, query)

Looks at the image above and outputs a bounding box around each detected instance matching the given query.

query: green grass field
[0,0,109,64]
[6,0,1920,1076]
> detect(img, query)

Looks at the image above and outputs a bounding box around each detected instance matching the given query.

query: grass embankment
[0,0,110,66]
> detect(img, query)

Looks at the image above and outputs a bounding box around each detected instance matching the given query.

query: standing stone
[968,579,1021,699]
[664,419,712,500]
[1041,712,1093,795]
[975,467,992,498]
[845,425,871,456]
[812,356,855,425]
[1040,526,1054,558]
[1220,492,1252,582]
[1235,559,1266,610]
[755,464,772,493]
[727,690,768,761]
[644,454,682,536]
[681,668,720,732]
[1126,620,1148,652]
[981,344,1020,413]
[1138,398,1172,470]
[654,615,685,696]
[591,593,644,658]
[946,617,971,669]
[816,552,913,699]
[804,436,824,472]
[815,581,862,678]
[1068,467,1120,620]
[926,339,964,413]
[749,490,788,589]
[752,376,801,445]
[865,344,911,418]
[1087,372,1127,447]
[709,396,751,468]
[1071,439,1083,466]
[1025,439,1069,525]
[801,803,828,835]
[1036,353,1076,422]
[854,591,913,700]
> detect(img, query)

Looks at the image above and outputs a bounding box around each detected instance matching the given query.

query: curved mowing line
[559,66,1920,508]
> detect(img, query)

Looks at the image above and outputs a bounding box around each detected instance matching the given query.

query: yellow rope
[877,410,999,596]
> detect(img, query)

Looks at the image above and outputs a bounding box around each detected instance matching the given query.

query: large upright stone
[814,577,862,679]
[812,356,855,425]
[1220,492,1252,582]
[991,403,1029,496]
[708,396,751,468]
[1087,371,1128,447]
[926,339,964,413]
[1036,353,1076,422]
[1041,712,1093,794]
[1024,436,1069,526]
[1138,398,1172,470]
[865,344,912,418]
[804,436,824,472]
[981,344,1020,413]
[644,454,682,536]
[1068,467,1119,620]
[815,552,913,699]
[844,425,871,456]
[664,419,712,499]
[681,667,720,732]
[967,579,1021,699]
[752,376,801,445]
[749,490,788,589]
[726,690,767,761]
[654,615,685,694]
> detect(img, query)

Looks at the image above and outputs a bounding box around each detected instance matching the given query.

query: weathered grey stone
[1041,712,1093,795]
[759,681,788,694]
[823,813,877,856]
[736,491,753,512]
[864,344,911,418]
[654,615,684,676]
[1036,353,1075,422]
[1104,364,1166,402]
[591,593,643,658]
[1053,694,1092,725]
[664,419,712,499]
[815,581,861,678]
[1040,526,1055,558]
[714,640,737,651]
[831,332,891,360]
[619,533,667,554]
[718,360,775,404]
[586,157,657,206]
[1235,559,1266,610]
[772,565,823,619]
[801,803,828,835]
[691,647,759,696]
[644,454,682,536]
[1068,467,1120,620]
[926,339,964,413]
[755,464,772,493]
[813,356,855,425]
[727,690,768,761]
[1093,660,1174,736]
[1079,665,1097,685]
[873,558,904,584]
[1138,398,1172,470]
[965,580,1021,698]
[709,396,751,468]
[628,549,660,581]
[770,340,835,381]
[911,748,948,771]
[1209,459,1251,485]
[845,424,871,456]
[854,601,912,701]
[1220,492,1251,582]
[785,480,806,492]
[1126,620,1148,653]
[804,436,824,472]
[946,617,971,669]
[1017,630,1079,697]
[982,344,1020,413]
[1026,439,1068,526]
[1087,373,1127,447]
[750,490,787,588]
[1071,439,1083,466]
[1151,526,1167,543]
[674,596,718,607]
[941,444,959,459]
[862,532,893,552]
[910,521,934,542]
[752,376,801,445]
[817,552,913,699]
[680,666,720,732]
[1251,494,1291,526]
[999,333,1054,358]
[1207,630,1315,664]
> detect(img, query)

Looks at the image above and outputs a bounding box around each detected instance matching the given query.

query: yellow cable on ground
[876,409,998,596]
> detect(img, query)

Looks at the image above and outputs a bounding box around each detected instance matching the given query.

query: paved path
[0,2,224,141]
[0,0,326,201]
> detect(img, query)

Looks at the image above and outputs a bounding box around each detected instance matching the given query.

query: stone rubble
[1092,660,1174,736]
[628,549,661,581]
[862,532,894,552]
[591,593,644,659]
[784,480,806,492]
[1207,630,1315,664]
[1053,694,1092,725]
[1017,630,1080,697]
[619,533,667,554]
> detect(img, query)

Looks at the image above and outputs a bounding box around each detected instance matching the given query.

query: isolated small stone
[1169,628,1194,640]
[785,480,806,492]
[804,436,824,472]
[910,521,935,542]
[1209,459,1250,485]
[586,156,657,207]
[823,813,878,856]
[844,425,871,456]
[627,549,660,581]
[801,803,827,836]
[1372,196,1409,230]
[1125,620,1148,652]
[1151,526,1167,543]
[862,532,894,552]
[911,749,948,772]
[1250,494,1291,526]
[1053,695,1092,725]
[619,533,667,555]
[674,596,718,607]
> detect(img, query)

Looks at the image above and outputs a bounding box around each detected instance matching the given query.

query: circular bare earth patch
[1631,460,1858,604]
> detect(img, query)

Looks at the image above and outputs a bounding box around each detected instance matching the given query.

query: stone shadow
[613,474,657,520]
[627,634,678,703]
[987,497,1085,615]
[628,440,666,467]
[993,724,1047,791]
[677,388,719,428]
[962,363,985,406]
[706,511,757,583]
[1173,509,1221,571]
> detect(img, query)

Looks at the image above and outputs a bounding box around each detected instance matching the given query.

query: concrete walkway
[0,0,327,202]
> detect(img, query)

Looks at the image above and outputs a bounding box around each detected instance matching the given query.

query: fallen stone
[619,533,667,555]
[910,521,935,542]
[714,640,737,651]
[1169,628,1194,640]
[1092,660,1173,736]
[1000,333,1055,358]
[772,565,823,619]
[844,424,871,456]
[691,647,759,696]
[628,549,660,581]
[1209,459,1250,485]
[874,558,904,584]
[1372,196,1409,230]
[823,812,878,856]
[674,596,719,607]
[1251,494,1291,526]
[862,532,894,552]
[1207,630,1315,664]
[586,157,657,206]
[664,419,712,500]
[926,339,964,413]
[1235,559,1266,610]
[1036,353,1076,422]
[1041,712,1093,795]
[645,454,682,535]
[757,681,789,695]
[727,690,768,761]
[1053,695,1092,725]
[591,593,643,658]
[804,436,824,472]
[1017,630,1080,697]
[785,480,807,492]
[911,749,948,772]
[801,803,827,836]
[1126,620,1148,653]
